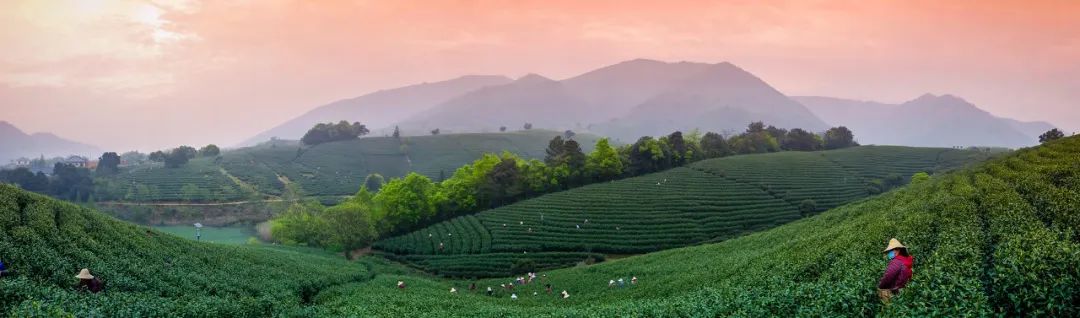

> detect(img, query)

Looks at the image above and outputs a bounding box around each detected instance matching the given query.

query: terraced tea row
[375,146,995,276]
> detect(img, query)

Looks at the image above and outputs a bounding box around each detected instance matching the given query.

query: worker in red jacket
[877,238,913,303]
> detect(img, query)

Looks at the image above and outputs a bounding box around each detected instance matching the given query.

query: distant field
[100,130,600,203]
[374,146,1000,277]
[153,225,256,245]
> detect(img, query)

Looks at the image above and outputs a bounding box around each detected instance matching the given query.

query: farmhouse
[64,155,89,168]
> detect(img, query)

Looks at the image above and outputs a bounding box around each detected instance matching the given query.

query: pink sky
[1,0,1078,151]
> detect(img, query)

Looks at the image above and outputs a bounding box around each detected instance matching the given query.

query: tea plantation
[0,186,369,317]
[315,135,1079,317]
[99,130,597,203]
[374,146,995,277]
[1,137,1075,317]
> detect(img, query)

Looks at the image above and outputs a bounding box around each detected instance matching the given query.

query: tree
[667,131,688,166]
[270,202,331,246]
[563,130,576,140]
[586,138,623,181]
[373,173,444,234]
[199,144,221,157]
[175,146,197,159]
[782,129,823,151]
[392,126,401,138]
[120,151,147,165]
[627,136,666,175]
[301,121,370,145]
[729,132,779,154]
[149,151,166,163]
[164,149,190,168]
[1039,128,1065,143]
[324,202,376,260]
[0,167,49,192]
[700,132,732,158]
[96,152,121,174]
[747,121,766,133]
[765,125,788,147]
[561,139,586,170]
[500,126,507,132]
[431,128,440,135]
[479,157,524,207]
[49,163,94,201]
[544,136,565,166]
[823,126,857,150]
[363,173,385,192]
[911,172,930,184]
[523,123,533,130]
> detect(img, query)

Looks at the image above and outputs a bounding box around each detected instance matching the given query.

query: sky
[1,0,1078,152]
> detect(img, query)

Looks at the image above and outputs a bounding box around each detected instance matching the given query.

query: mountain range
[794,95,1053,148]
[0,121,99,164]
[242,75,512,146]
[244,58,1051,148]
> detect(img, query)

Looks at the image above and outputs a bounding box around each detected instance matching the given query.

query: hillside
[0,185,369,316]
[316,135,1080,317]
[100,130,600,203]
[796,94,1053,148]
[2,137,1075,317]
[242,75,512,146]
[397,59,829,141]
[373,146,997,277]
[0,121,99,164]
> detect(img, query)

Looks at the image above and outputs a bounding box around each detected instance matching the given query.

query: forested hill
[94,130,600,203]
[373,145,1000,277]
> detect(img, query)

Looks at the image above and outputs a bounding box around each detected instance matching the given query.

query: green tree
[149,151,166,162]
[479,157,524,207]
[823,126,858,150]
[270,202,331,246]
[627,136,666,175]
[301,121,370,145]
[199,144,221,157]
[544,136,566,165]
[373,173,444,234]
[666,131,688,166]
[164,149,190,168]
[175,146,198,159]
[324,202,376,259]
[782,128,823,151]
[430,128,440,135]
[586,138,623,181]
[1039,128,1064,143]
[96,152,121,174]
[911,172,931,184]
[392,126,401,138]
[700,132,732,158]
[363,173,385,192]
[799,199,818,217]
[500,126,507,132]
[524,122,533,130]
[441,153,502,213]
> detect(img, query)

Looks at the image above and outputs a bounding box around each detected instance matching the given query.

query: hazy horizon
[2,0,1078,152]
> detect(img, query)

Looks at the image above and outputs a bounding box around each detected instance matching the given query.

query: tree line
[148,144,220,168]
[270,122,859,257]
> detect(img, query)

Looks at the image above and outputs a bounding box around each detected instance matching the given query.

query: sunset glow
[1,0,1078,151]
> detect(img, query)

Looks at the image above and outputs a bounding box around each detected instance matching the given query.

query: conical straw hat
[883,238,907,252]
[75,268,94,279]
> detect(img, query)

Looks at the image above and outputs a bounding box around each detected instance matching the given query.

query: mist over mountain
[397,59,829,140]
[242,75,511,145]
[0,121,99,163]
[795,94,1052,148]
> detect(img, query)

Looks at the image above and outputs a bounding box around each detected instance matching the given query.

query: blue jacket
[0,260,6,271]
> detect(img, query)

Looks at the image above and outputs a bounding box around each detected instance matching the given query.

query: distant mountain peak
[514,73,555,84]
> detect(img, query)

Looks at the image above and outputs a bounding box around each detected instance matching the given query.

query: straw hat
[883,238,907,252]
[75,268,94,279]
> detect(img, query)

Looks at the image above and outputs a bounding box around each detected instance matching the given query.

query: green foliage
[0,185,367,317]
[798,199,817,216]
[96,152,121,174]
[824,126,858,150]
[302,121,370,146]
[374,173,444,234]
[363,173,385,192]
[326,136,1079,316]
[585,138,623,181]
[1039,128,1065,143]
[198,144,221,157]
[910,172,931,184]
[376,146,991,275]
[782,128,823,151]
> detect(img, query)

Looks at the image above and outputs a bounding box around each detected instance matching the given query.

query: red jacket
[878,254,913,290]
